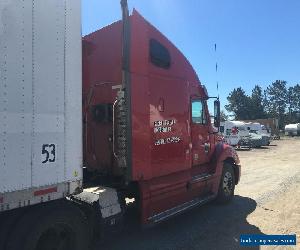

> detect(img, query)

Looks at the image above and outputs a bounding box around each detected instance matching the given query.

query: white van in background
[245,122,271,146]
[220,121,250,146]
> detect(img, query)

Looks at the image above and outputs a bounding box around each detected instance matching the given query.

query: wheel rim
[222,171,233,196]
[35,224,75,250]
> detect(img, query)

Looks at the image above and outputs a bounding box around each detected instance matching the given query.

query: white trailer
[0,1,123,249]
[219,121,250,146]
[245,122,271,146]
[285,123,300,136]
[260,124,271,136]
[0,0,82,213]
[245,122,271,136]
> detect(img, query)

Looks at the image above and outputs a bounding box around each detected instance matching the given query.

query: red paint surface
[82,19,123,174]
[34,187,57,197]
[82,10,240,224]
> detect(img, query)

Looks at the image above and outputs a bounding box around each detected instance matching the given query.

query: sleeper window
[149,39,171,69]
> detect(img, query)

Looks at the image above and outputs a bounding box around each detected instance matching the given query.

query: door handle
[204,143,210,154]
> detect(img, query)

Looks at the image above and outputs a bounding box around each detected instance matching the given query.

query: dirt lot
[97,138,300,250]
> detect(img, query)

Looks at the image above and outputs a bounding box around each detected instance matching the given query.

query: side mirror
[214,100,220,128]
[220,125,224,133]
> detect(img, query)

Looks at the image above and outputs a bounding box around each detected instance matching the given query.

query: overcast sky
[82,0,300,110]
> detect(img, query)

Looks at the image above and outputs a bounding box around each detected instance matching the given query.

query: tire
[0,211,23,250]
[215,163,235,204]
[6,201,90,250]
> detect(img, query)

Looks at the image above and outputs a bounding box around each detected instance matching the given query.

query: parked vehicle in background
[248,131,265,148]
[220,121,250,147]
[242,118,281,140]
[245,122,271,146]
[285,123,300,136]
[260,124,271,136]
[245,122,270,136]
[0,1,241,250]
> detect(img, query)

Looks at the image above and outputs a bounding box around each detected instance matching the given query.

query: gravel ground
[96,137,300,250]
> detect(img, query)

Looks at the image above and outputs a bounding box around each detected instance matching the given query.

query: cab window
[191,100,207,124]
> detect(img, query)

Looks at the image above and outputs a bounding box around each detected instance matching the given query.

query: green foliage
[288,84,300,112]
[220,110,229,122]
[250,85,266,119]
[286,84,300,123]
[264,80,287,116]
[225,80,300,127]
[225,87,251,120]
[225,86,266,120]
[264,80,288,128]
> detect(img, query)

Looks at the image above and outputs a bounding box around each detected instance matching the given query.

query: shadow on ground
[95,195,263,250]
[255,146,270,150]
[235,148,251,151]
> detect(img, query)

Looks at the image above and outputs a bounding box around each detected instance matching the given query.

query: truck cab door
[190,98,211,166]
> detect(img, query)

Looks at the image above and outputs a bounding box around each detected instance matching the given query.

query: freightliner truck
[0,0,241,249]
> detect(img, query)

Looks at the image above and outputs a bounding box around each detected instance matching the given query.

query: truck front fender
[211,143,241,193]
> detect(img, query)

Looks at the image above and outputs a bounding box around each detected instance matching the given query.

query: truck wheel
[6,202,90,250]
[215,163,235,204]
[0,211,23,250]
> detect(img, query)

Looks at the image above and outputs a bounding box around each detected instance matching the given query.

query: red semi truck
[0,1,240,249]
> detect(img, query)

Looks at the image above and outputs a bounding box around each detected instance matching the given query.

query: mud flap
[72,186,124,236]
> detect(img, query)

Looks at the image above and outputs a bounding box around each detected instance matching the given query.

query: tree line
[224,80,300,128]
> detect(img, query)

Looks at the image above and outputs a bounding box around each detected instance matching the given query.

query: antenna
[214,43,219,99]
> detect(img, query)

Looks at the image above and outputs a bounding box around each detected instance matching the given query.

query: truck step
[190,173,213,184]
[148,193,216,224]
